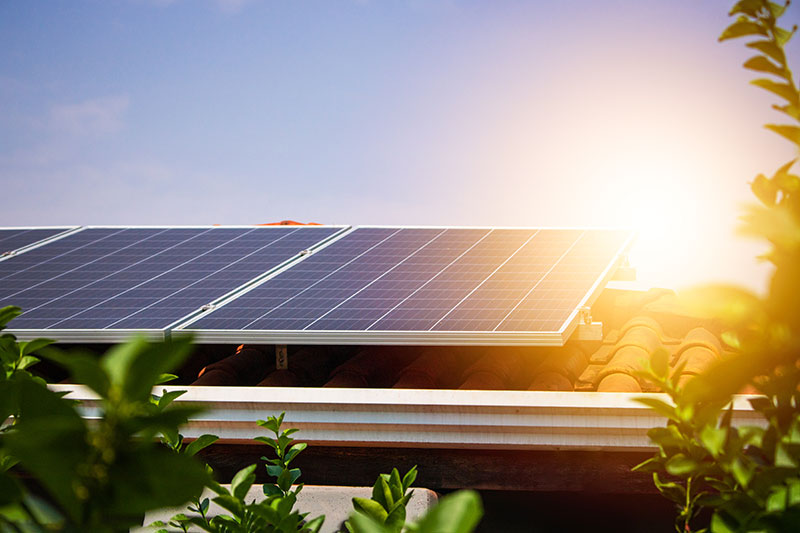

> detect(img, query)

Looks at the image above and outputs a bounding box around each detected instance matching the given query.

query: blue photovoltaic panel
[0,228,70,255]
[0,226,341,331]
[188,227,631,335]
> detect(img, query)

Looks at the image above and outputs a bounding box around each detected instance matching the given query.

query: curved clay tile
[258,347,345,387]
[597,373,642,393]
[192,346,269,386]
[324,347,418,388]
[393,348,462,389]
[672,327,722,388]
[526,345,588,391]
[458,351,522,390]
[529,370,573,391]
[594,317,665,392]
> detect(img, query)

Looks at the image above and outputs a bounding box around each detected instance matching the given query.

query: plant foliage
[0,312,210,533]
[636,1,800,531]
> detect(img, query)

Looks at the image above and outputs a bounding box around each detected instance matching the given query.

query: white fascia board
[50,386,763,452]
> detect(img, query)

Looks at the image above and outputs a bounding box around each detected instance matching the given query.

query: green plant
[637,1,800,531]
[345,466,417,533]
[157,413,324,533]
[153,411,220,533]
[0,306,52,387]
[0,326,210,532]
[346,490,483,533]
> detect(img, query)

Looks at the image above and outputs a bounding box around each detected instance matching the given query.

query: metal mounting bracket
[612,254,636,281]
[576,307,603,341]
[275,345,288,370]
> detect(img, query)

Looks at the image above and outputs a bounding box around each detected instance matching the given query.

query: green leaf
[16,355,40,370]
[265,464,283,478]
[213,494,245,518]
[729,0,762,17]
[700,426,728,457]
[305,515,326,533]
[353,497,390,523]
[731,458,754,488]
[751,79,798,104]
[413,490,482,533]
[647,426,686,449]
[263,484,283,497]
[653,473,686,505]
[155,373,178,385]
[0,306,22,330]
[19,338,55,357]
[765,124,800,146]
[402,466,418,492]
[185,434,219,457]
[775,442,798,467]
[746,40,786,64]
[774,25,796,46]
[751,173,778,205]
[284,441,307,464]
[385,502,407,533]
[379,476,394,508]
[666,454,700,477]
[632,457,662,473]
[743,55,787,78]
[720,20,768,41]
[102,336,193,402]
[348,512,391,533]
[156,389,186,410]
[231,464,257,500]
[40,350,111,398]
[388,468,404,503]
[104,447,209,519]
[634,397,680,422]
[767,1,789,18]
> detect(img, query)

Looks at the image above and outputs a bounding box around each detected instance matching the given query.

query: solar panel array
[0,226,341,333]
[0,225,632,345]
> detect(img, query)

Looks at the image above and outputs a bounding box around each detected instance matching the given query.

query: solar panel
[0,226,344,340]
[0,227,74,257]
[181,227,633,345]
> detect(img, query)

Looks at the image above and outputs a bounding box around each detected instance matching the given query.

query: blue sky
[1,0,798,292]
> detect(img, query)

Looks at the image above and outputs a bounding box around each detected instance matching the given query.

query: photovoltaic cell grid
[187,227,631,334]
[0,226,340,331]
[0,228,69,255]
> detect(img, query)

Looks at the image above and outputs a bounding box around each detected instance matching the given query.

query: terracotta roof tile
[526,345,588,391]
[324,347,419,388]
[458,350,523,390]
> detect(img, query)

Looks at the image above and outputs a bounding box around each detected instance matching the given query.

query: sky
[1,0,799,294]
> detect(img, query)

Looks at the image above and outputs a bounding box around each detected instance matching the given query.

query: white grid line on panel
[241,228,405,329]
[428,230,540,331]
[19,228,212,321]
[1,228,164,300]
[365,229,494,331]
[103,227,306,328]
[105,228,306,329]
[0,227,85,264]
[0,228,127,282]
[302,229,449,330]
[492,231,585,331]
[0,229,36,246]
[169,226,355,331]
